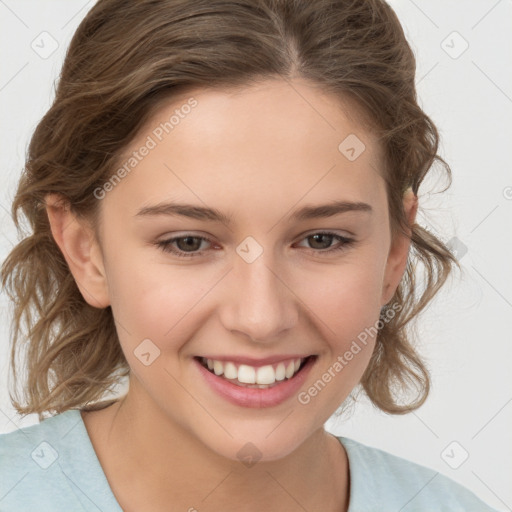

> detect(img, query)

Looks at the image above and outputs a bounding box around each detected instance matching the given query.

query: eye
[156,235,214,258]
[155,231,355,258]
[294,231,355,255]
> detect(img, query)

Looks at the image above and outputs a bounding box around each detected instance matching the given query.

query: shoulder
[0,409,79,469]
[0,409,91,511]
[338,436,498,512]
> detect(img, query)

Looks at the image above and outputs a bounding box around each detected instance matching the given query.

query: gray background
[1,1,511,510]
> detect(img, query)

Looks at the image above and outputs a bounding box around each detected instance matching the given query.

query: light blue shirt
[0,409,498,511]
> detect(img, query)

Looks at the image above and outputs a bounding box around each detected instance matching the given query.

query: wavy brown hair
[1,0,459,422]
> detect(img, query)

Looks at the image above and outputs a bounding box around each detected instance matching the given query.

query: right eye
[156,235,214,258]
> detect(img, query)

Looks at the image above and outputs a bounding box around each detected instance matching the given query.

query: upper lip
[196,354,315,367]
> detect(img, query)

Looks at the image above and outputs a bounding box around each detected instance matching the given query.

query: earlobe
[45,193,110,309]
[380,188,418,306]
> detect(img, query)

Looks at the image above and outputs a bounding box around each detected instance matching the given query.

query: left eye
[295,232,352,251]
[155,231,355,258]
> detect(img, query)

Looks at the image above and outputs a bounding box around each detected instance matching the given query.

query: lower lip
[193,356,317,408]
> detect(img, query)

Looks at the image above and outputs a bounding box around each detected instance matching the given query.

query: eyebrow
[134,200,373,224]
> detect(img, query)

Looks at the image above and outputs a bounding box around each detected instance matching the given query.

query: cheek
[105,251,212,353]
[297,254,386,344]
[294,262,383,414]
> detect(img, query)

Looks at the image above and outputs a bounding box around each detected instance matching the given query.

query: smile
[197,356,311,388]
[193,354,318,408]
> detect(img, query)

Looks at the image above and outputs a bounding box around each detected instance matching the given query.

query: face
[49,78,414,462]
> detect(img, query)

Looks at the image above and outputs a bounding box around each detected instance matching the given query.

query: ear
[380,187,418,306]
[45,193,110,309]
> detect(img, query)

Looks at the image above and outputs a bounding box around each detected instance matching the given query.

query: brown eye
[156,235,212,258]
[174,236,203,252]
[306,233,336,250]
[296,232,354,254]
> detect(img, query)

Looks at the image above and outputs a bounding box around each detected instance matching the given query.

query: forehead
[104,79,386,222]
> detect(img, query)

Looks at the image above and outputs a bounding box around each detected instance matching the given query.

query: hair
[1,0,459,422]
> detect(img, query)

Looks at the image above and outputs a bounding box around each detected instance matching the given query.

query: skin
[46,78,417,512]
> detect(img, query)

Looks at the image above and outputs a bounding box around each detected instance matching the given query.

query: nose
[219,251,298,343]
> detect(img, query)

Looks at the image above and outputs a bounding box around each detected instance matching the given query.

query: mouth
[194,355,316,389]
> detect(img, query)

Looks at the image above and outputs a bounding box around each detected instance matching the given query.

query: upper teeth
[203,357,304,385]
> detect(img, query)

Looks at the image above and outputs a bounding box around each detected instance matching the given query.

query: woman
[0,0,498,510]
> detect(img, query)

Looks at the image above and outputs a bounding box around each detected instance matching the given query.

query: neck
[82,384,350,512]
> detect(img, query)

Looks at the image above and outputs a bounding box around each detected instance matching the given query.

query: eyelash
[155,231,355,259]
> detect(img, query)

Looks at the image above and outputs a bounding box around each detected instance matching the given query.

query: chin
[200,426,312,466]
